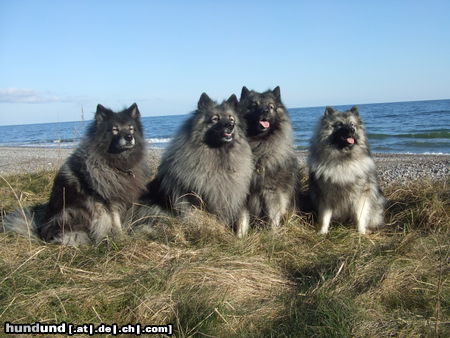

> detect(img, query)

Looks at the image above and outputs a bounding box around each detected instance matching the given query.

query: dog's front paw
[358,228,367,235]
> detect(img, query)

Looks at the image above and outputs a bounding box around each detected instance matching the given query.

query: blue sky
[1,0,449,125]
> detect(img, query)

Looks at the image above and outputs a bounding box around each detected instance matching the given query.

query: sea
[0,99,449,154]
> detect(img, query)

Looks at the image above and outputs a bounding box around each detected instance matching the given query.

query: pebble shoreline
[0,147,448,186]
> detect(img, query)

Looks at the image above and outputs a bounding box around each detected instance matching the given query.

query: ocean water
[0,99,449,154]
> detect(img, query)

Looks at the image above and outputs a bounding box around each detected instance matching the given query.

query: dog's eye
[334,122,343,128]
[211,115,219,123]
[129,125,135,133]
[112,126,119,135]
[251,101,258,108]
[229,116,235,124]
[269,103,275,110]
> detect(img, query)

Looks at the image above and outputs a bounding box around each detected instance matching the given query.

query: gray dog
[308,106,385,234]
[238,86,298,237]
[3,104,148,245]
[137,93,253,231]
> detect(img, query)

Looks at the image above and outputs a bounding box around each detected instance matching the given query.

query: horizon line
[0,97,449,127]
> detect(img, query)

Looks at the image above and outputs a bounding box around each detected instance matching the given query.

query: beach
[0,146,448,185]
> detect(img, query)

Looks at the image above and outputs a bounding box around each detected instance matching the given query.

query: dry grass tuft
[143,209,237,248]
[384,179,449,233]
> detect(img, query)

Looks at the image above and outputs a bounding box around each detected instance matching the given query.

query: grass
[0,170,449,337]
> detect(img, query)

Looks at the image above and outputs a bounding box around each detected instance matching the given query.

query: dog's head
[239,86,286,138]
[320,106,365,151]
[91,103,144,154]
[194,92,241,148]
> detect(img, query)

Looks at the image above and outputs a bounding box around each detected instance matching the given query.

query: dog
[3,103,148,245]
[136,93,253,231]
[308,106,385,234]
[237,86,298,237]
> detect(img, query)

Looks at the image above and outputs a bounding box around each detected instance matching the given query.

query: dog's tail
[1,205,42,240]
[124,202,171,235]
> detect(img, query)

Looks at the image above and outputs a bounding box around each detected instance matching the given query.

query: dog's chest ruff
[312,155,375,186]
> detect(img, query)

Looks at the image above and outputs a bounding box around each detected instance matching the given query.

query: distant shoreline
[0,146,448,185]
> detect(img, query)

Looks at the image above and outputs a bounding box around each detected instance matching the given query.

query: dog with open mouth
[133,92,253,231]
[237,86,298,237]
[308,106,385,234]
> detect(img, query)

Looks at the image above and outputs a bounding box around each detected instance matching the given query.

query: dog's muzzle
[223,123,235,142]
[332,126,357,149]
[119,134,135,148]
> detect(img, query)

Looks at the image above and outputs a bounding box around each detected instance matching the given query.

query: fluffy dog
[137,93,253,230]
[308,106,385,234]
[237,86,298,236]
[3,104,148,245]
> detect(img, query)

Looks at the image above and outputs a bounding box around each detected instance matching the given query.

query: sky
[1,0,450,126]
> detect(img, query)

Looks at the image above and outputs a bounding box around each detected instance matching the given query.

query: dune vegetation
[0,170,448,337]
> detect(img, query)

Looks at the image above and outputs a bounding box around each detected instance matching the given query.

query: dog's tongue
[346,137,355,144]
[259,120,270,129]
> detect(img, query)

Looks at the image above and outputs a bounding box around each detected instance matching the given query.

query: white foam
[146,138,171,144]
[402,152,449,156]
[422,152,448,155]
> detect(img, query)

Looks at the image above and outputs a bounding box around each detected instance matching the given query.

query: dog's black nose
[125,134,133,142]
[225,123,235,133]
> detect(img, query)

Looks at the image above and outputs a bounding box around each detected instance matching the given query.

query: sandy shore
[0,147,448,185]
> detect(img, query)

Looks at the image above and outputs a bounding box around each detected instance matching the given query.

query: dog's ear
[324,106,335,116]
[240,86,250,101]
[198,92,213,111]
[350,106,359,116]
[272,86,281,101]
[95,104,111,123]
[226,94,238,110]
[128,103,140,119]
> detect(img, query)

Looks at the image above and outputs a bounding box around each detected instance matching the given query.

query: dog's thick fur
[3,104,148,245]
[238,86,298,236]
[308,106,385,234]
[137,93,253,230]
